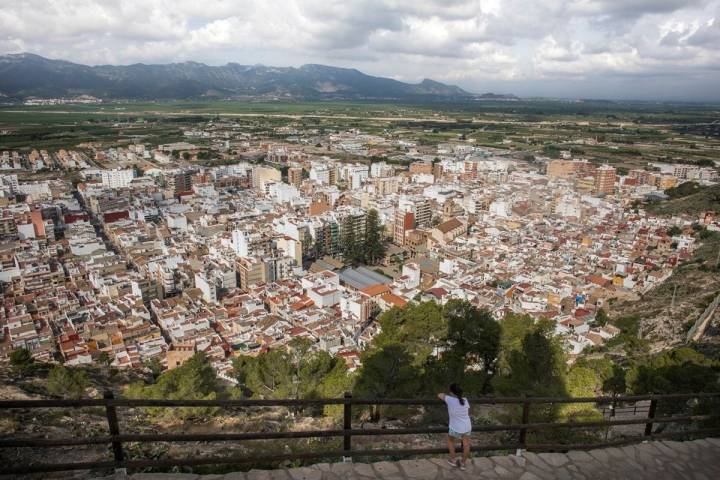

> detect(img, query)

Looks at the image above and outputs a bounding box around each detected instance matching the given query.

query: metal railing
[1,391,719,475]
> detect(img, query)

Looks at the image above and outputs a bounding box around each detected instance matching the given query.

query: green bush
[9,348,34,376]
[126,352,226,419]
[47,365,89,399]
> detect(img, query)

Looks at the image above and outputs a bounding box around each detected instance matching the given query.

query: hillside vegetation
[647,182,720,216]
[3,298,720,476]
[627,186,720,348]
[609,226,720,350]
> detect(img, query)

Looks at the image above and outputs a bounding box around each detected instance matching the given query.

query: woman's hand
[437,393,446,401]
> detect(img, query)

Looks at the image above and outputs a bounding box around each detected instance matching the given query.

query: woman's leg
[462,436,470,463]
[447,435,456,460]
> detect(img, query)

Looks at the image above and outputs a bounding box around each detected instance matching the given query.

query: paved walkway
[103,438,720,480]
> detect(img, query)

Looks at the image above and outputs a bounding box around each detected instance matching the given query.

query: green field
[3,98,718,119]
[0,100,437,120]
[0,100,718,163]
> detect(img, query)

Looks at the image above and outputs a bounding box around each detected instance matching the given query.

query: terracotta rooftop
[359,284,391,297]
[381,293,408,308]
[435,218,463,234]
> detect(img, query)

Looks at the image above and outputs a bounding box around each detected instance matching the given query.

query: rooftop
[340,267,392,290]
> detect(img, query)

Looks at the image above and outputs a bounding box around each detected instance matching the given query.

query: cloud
[568,0,709,18]
[0,0,718,100]
[686,17,720,46]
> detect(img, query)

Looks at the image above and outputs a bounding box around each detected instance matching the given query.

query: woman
[437,383,471,470]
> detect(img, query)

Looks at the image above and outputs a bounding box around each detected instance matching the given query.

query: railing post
[644,396,658,437]
[343,392,352,462]
[104,391,126,474]
[516,397,531,456]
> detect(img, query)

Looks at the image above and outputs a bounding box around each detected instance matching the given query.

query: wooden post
[103,391,125,473]
[644,397,658,437]
[517,398,531,456]
[343,392,352,462]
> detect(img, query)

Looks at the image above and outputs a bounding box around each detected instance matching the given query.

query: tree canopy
[371,301,446,366]
[341,208,387,265]
[364,209,386,264]
[627,347,720,395]
[573,357,626,395]
[9,348,34,376]
[126,352,226,418]
[231,340,351,402]
[47,365,89,400]
[443,300,501,392]
[493,322,566,397]
[355,300,503,400]
[354,344,419,399]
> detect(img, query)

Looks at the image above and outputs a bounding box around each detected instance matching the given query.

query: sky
[1,0,719,101]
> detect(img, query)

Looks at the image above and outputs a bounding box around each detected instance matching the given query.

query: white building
[267,182,300,203]
[0,174,19,193]
[370,161,393,178]
[166,213,188,230]
[555,195,582,219]
[489,199,510,218]
[344,164,369,189]
[308,284,341,308]
[400,263,421,289]
[194,272,218,304]
[16,181,52,200]
[101,169,134,189]
[310,164,331,185]
[232,229,250,257]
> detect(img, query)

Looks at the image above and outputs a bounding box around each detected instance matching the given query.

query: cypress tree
[365,209,386,265]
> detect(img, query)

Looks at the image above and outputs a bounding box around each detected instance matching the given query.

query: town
[4,0,720,475]
[1,112,718,382]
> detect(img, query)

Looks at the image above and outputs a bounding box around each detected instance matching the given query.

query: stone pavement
[102,438,720,480]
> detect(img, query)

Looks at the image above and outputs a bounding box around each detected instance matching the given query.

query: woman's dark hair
[449,383,464,405]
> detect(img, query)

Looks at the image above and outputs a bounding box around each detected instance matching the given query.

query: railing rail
[1,391,719,475]
[2,391,718,408]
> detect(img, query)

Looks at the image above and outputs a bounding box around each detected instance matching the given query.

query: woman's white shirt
[444,395,471,433]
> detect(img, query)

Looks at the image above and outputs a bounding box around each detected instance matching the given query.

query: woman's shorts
[448,428,471,439]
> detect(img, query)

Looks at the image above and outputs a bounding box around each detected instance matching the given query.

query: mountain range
[0,53,482,101]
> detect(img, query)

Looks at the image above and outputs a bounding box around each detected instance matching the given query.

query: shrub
[9,348,34,376]
[47,365,89,399]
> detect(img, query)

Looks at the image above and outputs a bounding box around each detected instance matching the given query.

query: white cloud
[0,0,718,99]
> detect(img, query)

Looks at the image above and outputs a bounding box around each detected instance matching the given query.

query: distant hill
[647,183,720,216]
[0,53,474,101]
[475,92,519,101]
